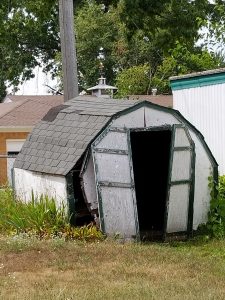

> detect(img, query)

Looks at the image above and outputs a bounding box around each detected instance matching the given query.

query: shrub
[204,175,225,238]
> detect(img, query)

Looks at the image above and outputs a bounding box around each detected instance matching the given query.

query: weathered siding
[173,83,225,174]
[14,168,67,207]
[86,104,215,237]
[189,130,213,229]
[82,153,98,212]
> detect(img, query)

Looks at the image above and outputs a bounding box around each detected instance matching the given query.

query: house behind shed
[14,97,217,241]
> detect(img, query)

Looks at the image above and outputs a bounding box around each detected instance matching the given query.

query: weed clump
[201,175,225,238]
[0,187,104,241]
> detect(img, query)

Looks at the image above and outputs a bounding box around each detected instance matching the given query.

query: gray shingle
[37,135,45,142]
[14,160,23,169]
[15,97,140,175]
[52,152,60,160]
[30,149,38,156]
[67,140,76,148]
[29,163,38,170]
[51,159,60,167]
[66,148,76,155]
[58,139,68,147]
[45,137,54,144]
[30,135,38,142]
[45,144,53,151]
[36,157,45,165]
[30,156,38,163]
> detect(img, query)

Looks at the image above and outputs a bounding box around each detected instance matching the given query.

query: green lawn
[1,235,225,299]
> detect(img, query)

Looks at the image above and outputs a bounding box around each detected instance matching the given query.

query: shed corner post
[66,171,76,225]
[127,128,140,241]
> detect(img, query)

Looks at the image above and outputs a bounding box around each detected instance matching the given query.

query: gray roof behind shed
[14,96,139,175]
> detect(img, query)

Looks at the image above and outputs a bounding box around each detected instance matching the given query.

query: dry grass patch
[1,236,225,299]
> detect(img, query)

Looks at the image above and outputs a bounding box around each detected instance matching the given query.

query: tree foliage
[115,65,150,97]
[0,0,225,98]
[0,0,59,97]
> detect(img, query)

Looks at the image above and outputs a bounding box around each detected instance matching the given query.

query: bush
[0,188,104,241]
[204,175,225,238]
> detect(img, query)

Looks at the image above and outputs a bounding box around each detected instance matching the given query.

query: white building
[170,68,225,174]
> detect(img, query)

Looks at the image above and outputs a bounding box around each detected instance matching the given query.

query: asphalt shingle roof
[14,96,140,175]
[0,95,64,126]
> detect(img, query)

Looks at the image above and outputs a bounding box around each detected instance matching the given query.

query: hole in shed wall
[72,169,94,226]
[130,130,171,241]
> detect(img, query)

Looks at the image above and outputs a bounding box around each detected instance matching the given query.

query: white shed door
[92,129,138,239]
[166,125,195,235]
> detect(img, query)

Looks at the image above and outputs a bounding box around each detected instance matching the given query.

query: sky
[8,66,58,95]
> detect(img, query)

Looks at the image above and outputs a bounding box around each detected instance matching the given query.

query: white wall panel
[189,131,213,229]
[174,128,190,147]
[100,186,136,237]
[173,83,225,174]
[145,107,180,127]
[82,153,98,211]
[96,132,128,150]
[167,184,189,233]
[14,168,67,207]
[113,107,144,128]
[95,152,131,183]
[171,151,191,181]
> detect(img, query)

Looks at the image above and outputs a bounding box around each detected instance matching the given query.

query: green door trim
[129,125,173,241]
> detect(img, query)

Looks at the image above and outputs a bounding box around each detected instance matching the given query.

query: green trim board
[91,146,106,233]
[170,71,225,90]
[127,128,141,241]
[127,129,140,241]
[163,125,175,241]
[129,126,172,241]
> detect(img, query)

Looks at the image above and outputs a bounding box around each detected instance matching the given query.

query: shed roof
[169,68,225,91]
[14,96,217,176]
[170,68,225,81]
[14,97,139,175]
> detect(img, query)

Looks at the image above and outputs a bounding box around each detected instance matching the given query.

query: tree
[115,43,224,96]
[0,0,60,98]
[0,0,224,98]
[115,65,150,97]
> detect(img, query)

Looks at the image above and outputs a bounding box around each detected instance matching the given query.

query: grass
[1,236,225,299]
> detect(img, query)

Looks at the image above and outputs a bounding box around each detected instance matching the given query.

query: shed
[14,96,218,241]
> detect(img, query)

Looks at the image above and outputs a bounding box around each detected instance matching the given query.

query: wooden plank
[98,181,134,188]
[94,148,128,155]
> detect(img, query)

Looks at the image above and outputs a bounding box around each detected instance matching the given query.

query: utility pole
[59,0,78,102]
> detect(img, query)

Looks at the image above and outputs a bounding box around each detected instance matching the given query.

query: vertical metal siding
[173,83,225,174]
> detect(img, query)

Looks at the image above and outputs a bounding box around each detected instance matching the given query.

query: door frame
[128,125,173,239]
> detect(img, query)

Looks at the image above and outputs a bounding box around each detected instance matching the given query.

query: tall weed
[204,175,225,238]
[0,188,103,241]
